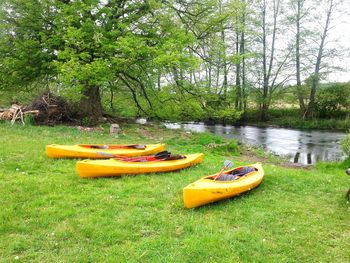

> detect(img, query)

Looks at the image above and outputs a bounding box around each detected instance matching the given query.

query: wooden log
[0,104,39,124]
[23,110,39,115]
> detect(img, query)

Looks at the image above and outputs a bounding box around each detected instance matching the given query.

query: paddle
[213,160,234,181]
[88,144,146,150]
[96,150,171,162]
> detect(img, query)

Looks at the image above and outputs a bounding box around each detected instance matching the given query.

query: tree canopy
[0,0,348,123]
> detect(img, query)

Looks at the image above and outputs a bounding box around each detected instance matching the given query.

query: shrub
[341,133,350,157]
[315,83,350,118]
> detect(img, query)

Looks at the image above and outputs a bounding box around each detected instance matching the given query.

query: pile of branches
[0,104,39,125]
[27,91,77,125]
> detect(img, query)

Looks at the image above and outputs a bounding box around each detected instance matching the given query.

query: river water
[163,122,347,164]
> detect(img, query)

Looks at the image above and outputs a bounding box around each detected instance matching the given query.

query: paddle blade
[224,160,233,169]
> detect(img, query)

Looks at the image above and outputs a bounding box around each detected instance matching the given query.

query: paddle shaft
[213,167,227,180]
[214,161,233,180]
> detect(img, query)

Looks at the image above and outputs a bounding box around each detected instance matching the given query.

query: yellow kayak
[183,162,264,208]
[46,143,165,159]
[76,153,203,178]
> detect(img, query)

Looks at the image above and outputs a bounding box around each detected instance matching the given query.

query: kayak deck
[46,143,165,159]
[76,153,203,178]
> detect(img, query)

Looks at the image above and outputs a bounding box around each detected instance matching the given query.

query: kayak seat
[89,145,109,149]
[163,154,186,161]
[216,166,257,181]
[216,174,240,181]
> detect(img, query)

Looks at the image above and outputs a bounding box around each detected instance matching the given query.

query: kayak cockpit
[78,144,147,150]
[206,166,258,181]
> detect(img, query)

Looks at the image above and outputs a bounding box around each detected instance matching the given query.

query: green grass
[0,122,349,262]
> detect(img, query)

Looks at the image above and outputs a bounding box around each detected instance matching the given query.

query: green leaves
[0,0,57,89]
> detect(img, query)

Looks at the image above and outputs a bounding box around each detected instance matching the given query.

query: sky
[327,0,350,82]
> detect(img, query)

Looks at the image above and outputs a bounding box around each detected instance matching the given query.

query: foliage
[0,0,198,119]
[0,0,56,91]
[315,83,350,118]
[341,133,350,157]
[0,0,348,124]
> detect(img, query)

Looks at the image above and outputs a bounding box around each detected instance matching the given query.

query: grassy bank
[242,108,350,131]
[0,122,349,262]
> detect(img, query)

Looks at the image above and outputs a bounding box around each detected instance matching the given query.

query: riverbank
[173,108,350,131]
[240,108,350,131]
[160,117,350,132]
[242,117,350,131]
[0,123,349,262]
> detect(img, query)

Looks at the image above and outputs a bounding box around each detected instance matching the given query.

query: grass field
[0,122,349,262]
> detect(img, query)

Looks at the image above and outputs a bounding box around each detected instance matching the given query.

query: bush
[315,83,350,118]
[341,133,350,157]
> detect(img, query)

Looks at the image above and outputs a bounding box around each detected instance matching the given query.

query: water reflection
[163,122,347,164]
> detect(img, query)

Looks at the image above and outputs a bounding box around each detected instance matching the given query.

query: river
[163,122,347,164]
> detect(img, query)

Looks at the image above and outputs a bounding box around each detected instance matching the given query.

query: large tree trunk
[304,75,319,119]
[295,0,306,113]
[261,101,269,121]
[260,0,279,122]
[240,0,247,116]
[79,86,103,124]
[221,25,228,99]
[261,0,269,121]
[235,31,241,110]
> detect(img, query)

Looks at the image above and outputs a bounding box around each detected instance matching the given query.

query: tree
[171,0,247,122]
[303,0,336,118]
[286,0,308,112]
[0,0,197,123]
[284,0,345,119]
[250,0,292,121]
[0,0,57,91]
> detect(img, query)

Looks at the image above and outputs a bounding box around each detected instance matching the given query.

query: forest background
[0,0,349,128]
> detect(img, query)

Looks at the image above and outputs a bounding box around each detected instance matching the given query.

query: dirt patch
[77,126,104,132]
[137,127,157,139]
[281,162,314,169]
[237,148,314,170]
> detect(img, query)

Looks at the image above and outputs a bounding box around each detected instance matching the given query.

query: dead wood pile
[0,92,78,125]
[0,104,39,125]
[28,91,76,125]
